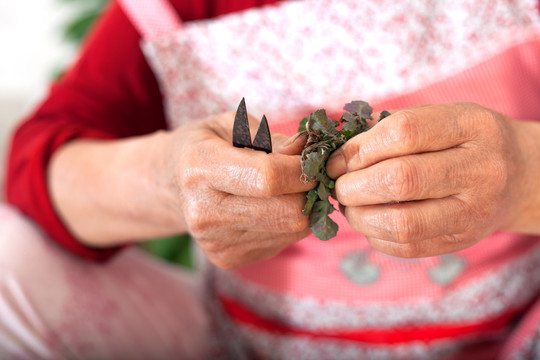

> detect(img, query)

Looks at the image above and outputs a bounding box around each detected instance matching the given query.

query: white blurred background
[0,0,88,194]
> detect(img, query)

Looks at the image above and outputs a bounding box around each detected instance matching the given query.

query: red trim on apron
[219,295,524,344]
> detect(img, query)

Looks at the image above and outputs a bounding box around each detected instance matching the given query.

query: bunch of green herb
[299,101,390,241]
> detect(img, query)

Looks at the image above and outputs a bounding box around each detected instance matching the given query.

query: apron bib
[120,0,540,358]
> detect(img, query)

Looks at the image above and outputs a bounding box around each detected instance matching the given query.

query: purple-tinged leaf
[343,100,373,120]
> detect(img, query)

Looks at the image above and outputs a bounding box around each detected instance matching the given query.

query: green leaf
[340,103,371,140]
[309,200,338,241]
[379,110,391,121]
[298,117,309,132]
[299,100,374,241]
[341,112,355,123]
[312,198,335,215]
[341,117,359,137]
[309,109,338,136]
[317,181,330,200]
[302,189,318,215]
[318,171,333,187]
[302,150,328,179]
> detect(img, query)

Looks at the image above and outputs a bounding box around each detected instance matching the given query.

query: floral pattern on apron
[119,0,540,358]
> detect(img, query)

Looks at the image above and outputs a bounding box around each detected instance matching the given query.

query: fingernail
[276,132,308,155]
[285,132,307,147]
[327,150,347,178]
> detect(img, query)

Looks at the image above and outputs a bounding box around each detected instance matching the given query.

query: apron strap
[118,0,182,40]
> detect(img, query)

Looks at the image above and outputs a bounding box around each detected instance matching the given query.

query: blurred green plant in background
[60,0,193,268]
[60,0,109,44]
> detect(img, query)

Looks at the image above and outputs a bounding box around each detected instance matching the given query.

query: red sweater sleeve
[5,2,165,262]
[5,0,281,262]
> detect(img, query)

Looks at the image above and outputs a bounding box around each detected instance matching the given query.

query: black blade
[232,98,253,149]
[252,115,272,153]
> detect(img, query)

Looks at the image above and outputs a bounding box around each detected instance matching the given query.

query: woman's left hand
[326,102,540,258]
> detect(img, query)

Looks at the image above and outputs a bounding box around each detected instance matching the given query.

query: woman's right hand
[164,112,315,269]
[50,111,313,268]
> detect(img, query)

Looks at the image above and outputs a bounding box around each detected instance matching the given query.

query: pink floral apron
[119,0,540,358]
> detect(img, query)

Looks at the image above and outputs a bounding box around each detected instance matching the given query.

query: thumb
[272,132,308,155]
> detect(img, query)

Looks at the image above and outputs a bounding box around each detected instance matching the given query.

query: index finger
[326,104,471,178]
[204,137,316,197]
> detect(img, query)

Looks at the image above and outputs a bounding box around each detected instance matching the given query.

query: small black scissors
[232,98,272,153]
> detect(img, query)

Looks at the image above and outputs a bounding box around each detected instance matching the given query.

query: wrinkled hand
[326,103,530,258]
[167,112,314,269]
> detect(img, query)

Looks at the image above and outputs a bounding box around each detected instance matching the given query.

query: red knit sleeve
[5,0,283,262]
[5,1,167,262]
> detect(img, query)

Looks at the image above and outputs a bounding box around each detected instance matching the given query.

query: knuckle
[382,160,417,201]
[471,201,498,224]
[485,156,509,191]
[177,149,206,190]
[367,237,420,258]
[464,203,484,224]
[348,217,363,235]
[276,198,310,232]
[178,167,201,190]
[387,208,418,243]
[390,110,419,152]
[394,243,421,258]
[218,262,238,270]
[198,235,231,261]
[214,258,237,270]
[343,140,361,168]
[344,207,363,233]
[208,253,237,270]
[184,202,210,236]
[286,214,310,233]
[253,161,280,198]
[468,103,504,138]
[334,179,350,206]
[470,103,495,122]
[459,196,496,235]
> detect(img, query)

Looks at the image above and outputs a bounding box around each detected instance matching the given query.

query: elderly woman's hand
[168,112,314,269]
[326,103,540,258]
